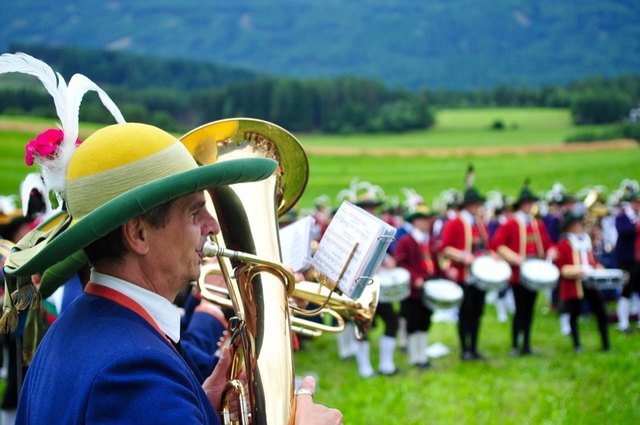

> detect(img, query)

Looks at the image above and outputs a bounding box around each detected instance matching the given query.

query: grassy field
[294,296,640,425]
[299,108,619,148]
[0,109,637,212]
[300,149,638,210]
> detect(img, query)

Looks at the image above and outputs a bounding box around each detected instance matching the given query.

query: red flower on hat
[25,129,81,166]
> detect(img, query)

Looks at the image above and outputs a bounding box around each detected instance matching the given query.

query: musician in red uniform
[393,206,437,369]
[491,184,556,355]
[440,187,490,360]
[555,213,610,352]
[351,192,402,377]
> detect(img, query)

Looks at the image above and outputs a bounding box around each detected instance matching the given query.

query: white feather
[0,53,125,196]
[0,52,67,130]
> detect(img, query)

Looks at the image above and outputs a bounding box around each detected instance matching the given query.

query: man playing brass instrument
[7,123,342,425]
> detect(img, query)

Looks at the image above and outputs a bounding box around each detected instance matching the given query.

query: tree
[570,90,633,125]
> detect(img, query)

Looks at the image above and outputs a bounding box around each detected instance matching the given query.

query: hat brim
[355,200,383,208]
[5,157,277,277]
[406,212,435,222]
[462,196,486,207]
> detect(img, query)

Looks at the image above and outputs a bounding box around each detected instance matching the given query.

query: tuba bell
[181,118,308,425]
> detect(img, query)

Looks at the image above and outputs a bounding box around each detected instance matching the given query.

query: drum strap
[571,249,584,299]
[517,217,544,258]
[531,220,545,258]
[517,218,526,257]
[461,217,472,253]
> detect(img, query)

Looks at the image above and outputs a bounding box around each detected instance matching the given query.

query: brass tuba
[181,118,308,425]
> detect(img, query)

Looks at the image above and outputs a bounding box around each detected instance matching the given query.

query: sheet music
[311,201,396,298]
[279,216,314,272]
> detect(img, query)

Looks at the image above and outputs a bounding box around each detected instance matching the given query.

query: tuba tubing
[197,260,379,339]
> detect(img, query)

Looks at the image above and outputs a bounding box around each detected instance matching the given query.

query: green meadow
[294,297,640,425]
[1,108,637,210]
[300,108,619,148]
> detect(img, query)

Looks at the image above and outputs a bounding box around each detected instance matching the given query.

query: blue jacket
[615,212,637,264]
[17,293,220,425]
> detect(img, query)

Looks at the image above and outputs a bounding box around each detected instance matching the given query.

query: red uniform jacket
[555,237,598,301]
[393,233,436,299]
[439,215,489,284]
[490,216,554,285]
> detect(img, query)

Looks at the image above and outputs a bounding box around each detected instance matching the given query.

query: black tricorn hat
[561,212,584,232]
[515,181,539,208]
[462,187,486,207]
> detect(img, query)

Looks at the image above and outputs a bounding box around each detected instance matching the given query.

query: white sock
[336,322,356,359]
[378,335,397,374]
[397,317,407,349]
[355,340,374,378]
[408,332,428,365]
[617,297,630,330]
[560,313,571,336]
[496,297,508,323]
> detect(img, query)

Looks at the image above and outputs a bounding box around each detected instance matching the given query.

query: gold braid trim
[0,274,19,333]
[12,281,41,311]
[22,307,46,366]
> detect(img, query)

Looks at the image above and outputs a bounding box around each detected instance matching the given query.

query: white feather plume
[0,52,67,124]
[19,173,51,218]
[0,52,125,196]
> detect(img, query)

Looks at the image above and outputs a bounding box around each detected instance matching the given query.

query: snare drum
[520,259,559,291]
[375,267,411,303]
[470,255,512,291]
[584,269,627,290]
[423,279,463,311]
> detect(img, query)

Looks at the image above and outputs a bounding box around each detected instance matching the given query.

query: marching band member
[614,190,640,333]
[555,213,610,352]
[8,123,340,425]
[440,187,490,360]
[543,183,575,336]
[351,188,401,377]
[486,192,515,323]
[393,205,437,369]
[0,54,341,425]
[492,183,556,356]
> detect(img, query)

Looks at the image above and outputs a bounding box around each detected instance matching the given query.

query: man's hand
[202,345,232,413]
[294,376,343,425]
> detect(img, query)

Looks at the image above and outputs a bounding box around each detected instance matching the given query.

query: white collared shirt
[515,210,531,226]
[91,271,182,343]
[460,209,475,225]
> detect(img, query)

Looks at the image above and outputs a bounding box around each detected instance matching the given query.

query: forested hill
[2,0,639,90]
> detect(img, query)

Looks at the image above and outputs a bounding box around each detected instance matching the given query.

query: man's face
[146,191,219,291]
[413,216,433,233]
[466,203,481,216]
[520,201,534,215]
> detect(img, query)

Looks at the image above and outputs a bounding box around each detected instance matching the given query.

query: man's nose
[203,209,220,236]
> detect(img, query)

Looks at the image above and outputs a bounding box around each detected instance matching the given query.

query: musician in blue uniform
[614,191,640,333]
[6,123,341,425]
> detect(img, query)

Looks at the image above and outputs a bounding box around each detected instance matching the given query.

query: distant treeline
[1,44,639,134]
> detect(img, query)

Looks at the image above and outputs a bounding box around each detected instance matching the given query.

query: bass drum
[520,259,559,291]
[470,255,511,291]
[584,268,628,291]
[423,279,463,311]
[375,267,411,303]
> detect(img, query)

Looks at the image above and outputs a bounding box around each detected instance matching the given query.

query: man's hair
[84,200,175,266]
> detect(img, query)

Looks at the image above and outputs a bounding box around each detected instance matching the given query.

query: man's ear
[121,217,150,255]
